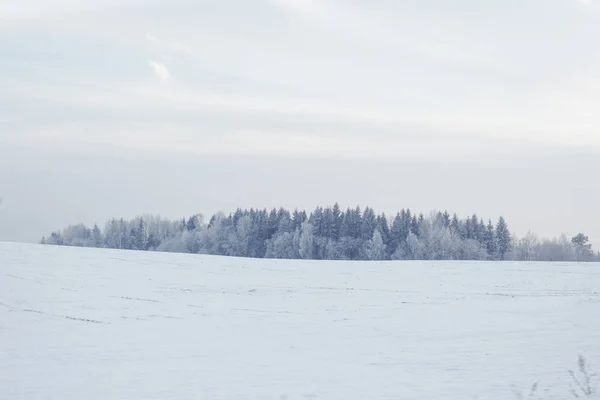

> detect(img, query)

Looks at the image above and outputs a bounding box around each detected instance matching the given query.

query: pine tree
[332,202,342,240]
[186,215,198,231]
[496,216,511,260]
[91,224,103,248]
[135,218,148,250]
[361,207,377,241]
[470,215,480,241]
[402,209,412,239]
[292,209,307,231]
[277,209,294,233]
[484,220,496,259]
[267,208,279,240]
[376,213,391,251]
[442,211,451,227]
[321,207,336,240]
[389,212,404,254]
[410,215,420,236]
[450,213,460,233]
[571,233,593,261]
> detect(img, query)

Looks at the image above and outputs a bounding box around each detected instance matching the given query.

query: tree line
[41,204,599,262]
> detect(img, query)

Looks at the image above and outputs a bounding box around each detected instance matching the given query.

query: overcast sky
[1,0,599,246]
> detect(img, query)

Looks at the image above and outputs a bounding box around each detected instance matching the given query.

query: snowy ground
[1,242,599,400]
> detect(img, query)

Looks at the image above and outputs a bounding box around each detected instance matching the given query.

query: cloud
[145,32,192,56]
[0,0,144,20]
[148,61,170,81]
[5,75,600,150]
[267,0,509,74]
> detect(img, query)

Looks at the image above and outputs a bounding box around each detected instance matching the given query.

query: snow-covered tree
[483,220,496,259]
[572,233,593,261]
[496,216,512,260]
[265,229,300,259]
[516,231,540,261]
[298,222,315,260]
[363,229,387,260]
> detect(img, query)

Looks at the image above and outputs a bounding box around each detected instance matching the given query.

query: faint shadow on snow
[0,301,106,324]
[110,296,161,303]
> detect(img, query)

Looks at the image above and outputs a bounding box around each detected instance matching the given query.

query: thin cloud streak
[148,61,170,81]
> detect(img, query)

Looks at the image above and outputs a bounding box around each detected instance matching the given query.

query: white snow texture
[1,242,599,399]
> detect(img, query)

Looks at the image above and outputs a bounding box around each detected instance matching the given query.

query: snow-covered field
[1,242,599,400]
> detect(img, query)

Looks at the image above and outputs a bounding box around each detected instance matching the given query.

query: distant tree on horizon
[496,217,512,260]
[572,233,593,262]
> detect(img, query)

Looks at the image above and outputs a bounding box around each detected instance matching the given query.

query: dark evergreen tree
[186,215,198,231]
[361,207,378,241]
[389,213,404,255]
[231,208,244,227]
[472,215,481,240]
[478,218,487,246]
[571,233,593,261]
[484,220,496,259]
[462,216,474,240]
[450,213,460,233]
[410,214,419,236]
[134,218,148,250]
[267,208,280,240]
[91,224,103,247]
[402,209,412,238]
[496,216,511,260]
[332,202,342,240]
[442,211,451,228]
[277,208,294,233]
[376,213,391,251]
[292,209,307,231]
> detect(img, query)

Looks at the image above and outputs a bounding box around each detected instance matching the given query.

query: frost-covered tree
[389,212,404,256]
[572,233,593,261]
[62,224,91,247]
[133,218,148,250]
[483,220,497,259]
[458,239,489,260]
[229,215,253,257]
[91,224,103,248]
[540,234,574,261]
[266,229,300,259]
[516,231,540,261]
[496,216,512,260]
[298,222,315,260]
[363,229,387,260]
[417,216,462,260]
[205,212,233,256]
[401,231,424,259]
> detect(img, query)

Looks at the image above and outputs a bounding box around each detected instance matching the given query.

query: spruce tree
[484,220,497,259]
[496,216,511,260]
[389,213,403,255]
[91,224,103,248]
[410,215,420,236]
[450,213,460,233]
[442,211,451,227]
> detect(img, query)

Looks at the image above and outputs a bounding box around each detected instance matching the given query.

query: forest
[41,204,599,262]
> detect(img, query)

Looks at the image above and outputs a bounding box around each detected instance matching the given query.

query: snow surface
[1,242,599,400]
